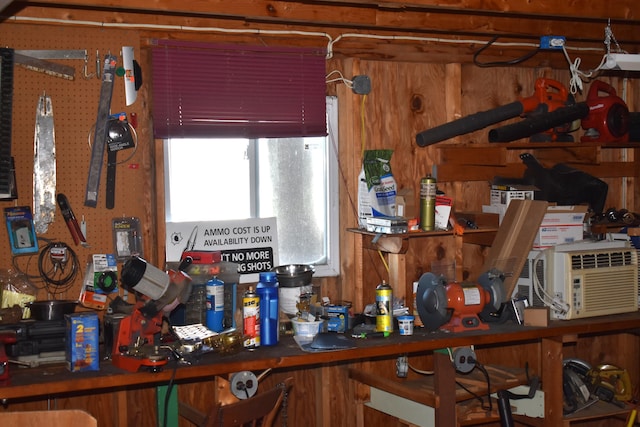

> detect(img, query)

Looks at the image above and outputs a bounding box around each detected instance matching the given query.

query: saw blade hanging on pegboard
[84,53,117,207]
[33,93,56,234]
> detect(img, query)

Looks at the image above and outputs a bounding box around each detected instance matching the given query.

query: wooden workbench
[2,311,640,426]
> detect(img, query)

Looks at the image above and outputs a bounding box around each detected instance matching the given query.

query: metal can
[243,286,260,348]
[206,277,225,332]
[420,175,437,231]
[376,281,393,333]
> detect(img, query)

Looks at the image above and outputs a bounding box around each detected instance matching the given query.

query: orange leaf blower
[416,78,571,147]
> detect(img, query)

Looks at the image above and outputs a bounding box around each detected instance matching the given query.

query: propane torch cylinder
[420,175,437,231]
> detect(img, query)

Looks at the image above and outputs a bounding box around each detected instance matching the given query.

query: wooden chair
[179,377,293,427]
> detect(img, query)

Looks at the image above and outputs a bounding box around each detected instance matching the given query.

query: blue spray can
[256,271,279,346]
[206,277,225,332]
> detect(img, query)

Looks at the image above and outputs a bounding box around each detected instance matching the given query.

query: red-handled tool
[56,193,88,246]
[0,331,17,384]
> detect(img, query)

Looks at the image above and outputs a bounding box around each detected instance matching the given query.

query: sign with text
[166,218,279,276]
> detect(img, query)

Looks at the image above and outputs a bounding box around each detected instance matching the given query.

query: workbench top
[3,311,640,402]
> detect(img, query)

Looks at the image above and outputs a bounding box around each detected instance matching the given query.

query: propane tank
[243,286,260,348]
[420,175,437,231]
[376,280,393,333]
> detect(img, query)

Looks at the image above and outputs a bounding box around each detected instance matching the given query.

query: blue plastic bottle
[256,271,279,346]
[206,277,225,332]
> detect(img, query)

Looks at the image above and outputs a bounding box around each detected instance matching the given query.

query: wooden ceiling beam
[10,0,639,44]
[5,0,640,65]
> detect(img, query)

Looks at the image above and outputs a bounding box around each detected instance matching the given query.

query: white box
[490,189,535,207]
[533,225,584,248]
[539,205,588,226]
[532,205,588,248]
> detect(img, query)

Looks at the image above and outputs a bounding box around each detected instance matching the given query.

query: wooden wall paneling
[333,56,362,307]
[0,23,145,303]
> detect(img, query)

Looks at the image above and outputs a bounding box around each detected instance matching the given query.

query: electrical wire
[455,362,492,412]
[162,361,179,427]
[473,36,540,68]
[325,69,353,88]
[531,249,570,316]
[37,241,80,296]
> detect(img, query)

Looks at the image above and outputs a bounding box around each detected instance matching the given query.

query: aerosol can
[420,175,437,231]
[376,280,393,333]
[243,286,260,348]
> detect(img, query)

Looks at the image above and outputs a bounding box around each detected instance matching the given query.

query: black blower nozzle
[488,103,589,143]
[416,101,525,147]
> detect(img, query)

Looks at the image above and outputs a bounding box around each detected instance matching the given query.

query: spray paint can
[376,280,393,333]
[243,286,260,348]
[420,175,437,231]
[206,277,225,332]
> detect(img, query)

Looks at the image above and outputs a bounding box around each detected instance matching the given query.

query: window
[164,97,339,278]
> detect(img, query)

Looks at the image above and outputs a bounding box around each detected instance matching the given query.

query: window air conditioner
[515,240,638,320]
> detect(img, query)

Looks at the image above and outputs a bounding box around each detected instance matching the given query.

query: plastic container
[397,315,415,336]
[291,317,324,338]
[256,271,279,346]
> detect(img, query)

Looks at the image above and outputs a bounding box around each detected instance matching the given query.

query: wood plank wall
[0,20,638,427]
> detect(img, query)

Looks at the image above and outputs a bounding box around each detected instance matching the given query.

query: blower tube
[488,103,589,143]
[416,101,526,147]
[629,112,640,142]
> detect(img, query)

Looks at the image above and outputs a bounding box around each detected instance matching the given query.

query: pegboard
[0,23,146,302]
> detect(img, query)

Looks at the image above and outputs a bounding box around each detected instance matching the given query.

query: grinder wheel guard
[415,272,449,331]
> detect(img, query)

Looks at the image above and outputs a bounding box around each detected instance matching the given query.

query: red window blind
[151,39,327,139]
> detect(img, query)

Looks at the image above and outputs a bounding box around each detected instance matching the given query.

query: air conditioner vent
[571,250,635,270]
[580,269,638,315]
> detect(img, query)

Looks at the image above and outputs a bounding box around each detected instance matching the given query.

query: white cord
[561,46,609,95]
[8,14,613,62]
[531,249,570,315]
[325,69,353,88]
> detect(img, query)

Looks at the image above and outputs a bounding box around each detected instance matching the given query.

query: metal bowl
[273,264,314,288]
[28,300,78,321]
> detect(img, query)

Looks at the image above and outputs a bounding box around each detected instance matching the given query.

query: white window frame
[162,96,339,278]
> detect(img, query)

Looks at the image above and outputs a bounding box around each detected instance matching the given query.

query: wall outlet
[540,36,566,50]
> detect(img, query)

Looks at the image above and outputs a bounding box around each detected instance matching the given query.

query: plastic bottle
[256,271,279,346]
[206,277,225,332]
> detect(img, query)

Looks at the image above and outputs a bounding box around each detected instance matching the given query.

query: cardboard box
[539,205,588,226]
[490,184,537,208]
[326,305,350,332]
[66,312,100,372]
[396,187,418,221]
[524,307,549,327]
[533,205,588,248]
[533,225,584,248]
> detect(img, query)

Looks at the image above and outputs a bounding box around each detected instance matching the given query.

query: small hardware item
[56,193,87,246]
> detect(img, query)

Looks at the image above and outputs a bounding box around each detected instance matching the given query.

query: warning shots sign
[166,218,279,278]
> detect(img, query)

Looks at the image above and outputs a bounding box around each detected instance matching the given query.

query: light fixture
[602,53,640,71]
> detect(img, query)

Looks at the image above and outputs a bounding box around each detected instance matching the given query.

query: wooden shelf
[436,142,640,182]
